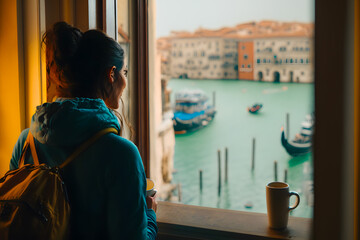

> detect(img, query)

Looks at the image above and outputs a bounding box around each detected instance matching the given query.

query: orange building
[238,41,254,80]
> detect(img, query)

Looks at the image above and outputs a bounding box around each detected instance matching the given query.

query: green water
[168,79,314,218]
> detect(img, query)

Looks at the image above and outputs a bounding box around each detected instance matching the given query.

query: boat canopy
[174,110,205,121]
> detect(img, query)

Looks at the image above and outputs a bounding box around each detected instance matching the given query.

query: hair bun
[52,22,83,68]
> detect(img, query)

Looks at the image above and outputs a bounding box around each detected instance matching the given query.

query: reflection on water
[288,153,311,167]
[169,79,314,218]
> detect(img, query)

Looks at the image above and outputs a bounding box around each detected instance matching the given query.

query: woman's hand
[146,195,157,213]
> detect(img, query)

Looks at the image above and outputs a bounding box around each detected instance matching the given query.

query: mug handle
[289,191,300,211]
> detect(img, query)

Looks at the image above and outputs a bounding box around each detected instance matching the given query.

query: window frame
[129,0,150,175]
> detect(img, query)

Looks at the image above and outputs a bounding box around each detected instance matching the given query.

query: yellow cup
[146,178,157,197]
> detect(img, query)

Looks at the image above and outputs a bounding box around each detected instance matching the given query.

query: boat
[281,114,314,156]
[172,89,216,134]
[247,103,263,114]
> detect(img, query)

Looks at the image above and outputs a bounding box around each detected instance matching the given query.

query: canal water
[168,78,314,218]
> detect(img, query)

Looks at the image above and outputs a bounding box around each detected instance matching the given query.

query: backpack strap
[59,127,119,169]
[19,131,40,167]
[19,128,118,169]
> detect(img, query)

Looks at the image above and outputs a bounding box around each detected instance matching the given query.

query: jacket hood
[30,98,121,147]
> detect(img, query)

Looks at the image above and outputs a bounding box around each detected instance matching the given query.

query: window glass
[149,0,315,218]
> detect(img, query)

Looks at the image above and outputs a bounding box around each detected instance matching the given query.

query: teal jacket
[10,98,157,240]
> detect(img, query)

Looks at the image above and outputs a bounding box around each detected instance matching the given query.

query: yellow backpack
[0,128,118,240]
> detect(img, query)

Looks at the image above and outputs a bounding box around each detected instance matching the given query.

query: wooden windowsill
[156,201,312,240]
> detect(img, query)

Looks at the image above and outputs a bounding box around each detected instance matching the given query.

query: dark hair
[43,22,132,138]
[71,30,125,99]
[44,22,125,100]
[43,22,83,96]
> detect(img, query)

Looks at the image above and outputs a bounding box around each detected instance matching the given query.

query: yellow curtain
[0,1,24,176]
[0,0,44,176]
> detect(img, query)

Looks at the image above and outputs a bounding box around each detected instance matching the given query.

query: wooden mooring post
[251,138,256,171]
[225,147,228,183]
[286,113,290,138]
[178,183,182,202]
[284,168,288,183]
[274,161,278,181]
[218,149,221,196]
[199,170,203,192]
[213,91,216,108]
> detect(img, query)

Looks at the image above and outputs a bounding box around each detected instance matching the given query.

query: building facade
[253,37,314,83]
[170,37,239,80]
[159,21,314,83]
[238,41,254,80]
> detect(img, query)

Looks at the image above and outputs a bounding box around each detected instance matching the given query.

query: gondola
[281,114,314,156]
[247,103,263,114]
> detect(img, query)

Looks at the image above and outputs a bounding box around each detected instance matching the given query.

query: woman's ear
[107,66,117,83]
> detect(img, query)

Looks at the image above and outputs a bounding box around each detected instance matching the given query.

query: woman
[9,22,158,239]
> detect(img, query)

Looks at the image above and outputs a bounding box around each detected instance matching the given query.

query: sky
[155,0,315,38]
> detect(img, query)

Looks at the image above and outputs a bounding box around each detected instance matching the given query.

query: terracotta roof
[161,21,314,40]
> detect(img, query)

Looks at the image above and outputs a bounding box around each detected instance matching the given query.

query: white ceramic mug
[146,178,157,197]
[266,182,300,229]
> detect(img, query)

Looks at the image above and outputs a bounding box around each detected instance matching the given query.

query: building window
[295,59,298,63]
[247,64,251,68]
[268,59,271,63]
[242,46,245,50]
[300,59,304,63]
[241,64,245,68]
[257,59,260,63]
[243,54,248,60]
[209,55,220,60]
[301,71,305,75]
[201,51,205,57]
[263,58,266,63]
[285,59,288,63]
[306,58,309,63]
[290,58,293,63]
